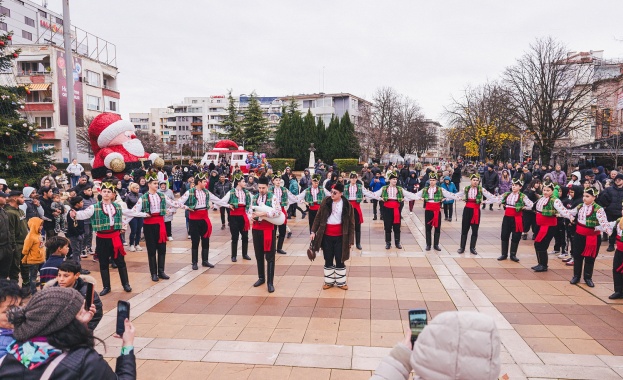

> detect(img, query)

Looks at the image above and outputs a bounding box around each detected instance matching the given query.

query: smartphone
[84,282,94,310]
[116,300,130,336]
[408,309,428,347]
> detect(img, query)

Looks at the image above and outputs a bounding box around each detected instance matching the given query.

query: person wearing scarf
[567,187,612,288]
[458,174,497,255]
[498,179,534,263]
[129,171,184,282]
[72,180,148,296]
[531,182,573,272]
[412,172,462,251]
[178,172,219,270]
[214,172,252,262]
[297,174,331,233]
[249,175,283,293]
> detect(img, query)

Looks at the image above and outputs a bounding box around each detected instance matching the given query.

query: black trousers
[553,217,566,252]
[613,249,623,292]
[277,223,287,250]
[220,207,230,225]
[0,245,12,279]
[143,223,167,275]
[382,205,400,242]
[534,226,556,251]
[189,219,210,264]
[308,209,318,233]
[96,235,127,288]
[229,215,248,258]
[461,207,480,250]
[165,221,172,237]
[443,203,453,219]
[288,203,305,217]
[322,235,345,269]
[424,209,441,247]
[522,211,537,236]
[371,199,379,217]
[501,215,522,256]
[252,228,276,281]
[571,233,601,280]
[354,208,361,246]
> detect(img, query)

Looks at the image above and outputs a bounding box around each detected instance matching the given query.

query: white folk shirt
[311,187,320,202]
[248,193,281,220]
[75,201,147,226]
[328,199,343,224]
[535,197,572,219]
[234,188,246,204]
[569,203,612,235]
[504,192,534,209]
[467,187,496,200]
[411,186,461,202]
[348,184,358,200]
[178,189,209,209]
[131,192,182,214]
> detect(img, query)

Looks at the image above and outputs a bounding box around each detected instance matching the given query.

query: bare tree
[392,95,426,156]
[76,116,95,155]
[369,87,400,158]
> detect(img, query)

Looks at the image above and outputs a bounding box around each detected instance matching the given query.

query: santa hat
[88,113,135,151]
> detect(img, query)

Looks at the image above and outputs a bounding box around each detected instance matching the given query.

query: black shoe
[609,292,623,299]
[80,269,91,275]
[497,255,508,261]
[356,244,362,250]
[395,242,403,249]
[607,245,615,252]
[151,274,159,282]
[111,261,117,269]
[158,272,170,280]
[277,249,287,255]
[531,265,540,270]
[533,265,548,272]
[302,212,307,219]
[287,232,292,238]
[99,287,111,296]
[373,216,377,220]
[425,246,431,251]
[221,225,226,230]
[242,254,252,260]
[385,242,391,249]
[470,248,478,255]
[123,284,132,292]
[231,256,237,262]
[522,234,527,240]
[570,276,580,284]
[202,261,215,268]
[531,234,536,240]
[192,263,198,270]
[253,279,265,287]
[433,245,441,251]
[585,279,595,288]
[457,248,465,254]
[510,255,519,262]
[268,284,275,293]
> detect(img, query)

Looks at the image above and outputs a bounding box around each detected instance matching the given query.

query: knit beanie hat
[9,287,84,341]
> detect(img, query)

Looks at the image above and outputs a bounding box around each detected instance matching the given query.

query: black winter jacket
[599,185,623,219]
[482,169,499,190]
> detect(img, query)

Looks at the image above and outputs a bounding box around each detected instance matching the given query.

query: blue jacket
[441,181,458,204]
[369,176,386,192]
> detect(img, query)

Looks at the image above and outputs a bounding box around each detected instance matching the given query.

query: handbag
[307,240,316,262]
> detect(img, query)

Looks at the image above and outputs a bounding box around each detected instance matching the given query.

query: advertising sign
[56,51,83,126]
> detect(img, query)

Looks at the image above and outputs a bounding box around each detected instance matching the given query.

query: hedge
[268,158,296,173]
[333,158,360,173]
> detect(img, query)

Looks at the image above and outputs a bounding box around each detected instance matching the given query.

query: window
[55,17,63,25]
[24,16,34,27]
[34,117,52,129]
[192,100,197,104]
[86,95,100,111]
[85,70,100,87]
[32,143,54,152]
[303,100,314,108]
[20,61,41,73]
[39,10,47,18]
[0,22,6,31]
[107,100,117,112]
[0,6,10,17]
[21,30,32,41]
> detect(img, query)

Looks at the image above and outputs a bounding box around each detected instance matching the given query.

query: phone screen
[116,301,130,336]
[85,282,94,310]
[409,309,427,346]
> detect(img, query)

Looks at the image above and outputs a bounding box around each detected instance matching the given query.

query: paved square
[90,194,623,379]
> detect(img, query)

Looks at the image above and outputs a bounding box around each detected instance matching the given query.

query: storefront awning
[28,83,50,91]
[16,54,48,62]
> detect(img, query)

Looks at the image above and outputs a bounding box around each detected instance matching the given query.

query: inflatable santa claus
[88,113,163,180]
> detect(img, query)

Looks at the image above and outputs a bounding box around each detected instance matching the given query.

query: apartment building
[279,92,371,128]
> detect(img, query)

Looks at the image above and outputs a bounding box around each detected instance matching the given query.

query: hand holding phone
[85,282,94,311]
[408,309,428,348]
[116,300,130,336]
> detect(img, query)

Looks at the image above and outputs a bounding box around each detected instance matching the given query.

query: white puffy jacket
[370,311,501,380]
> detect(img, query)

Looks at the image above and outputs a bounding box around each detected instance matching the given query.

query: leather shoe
[497,255,507,261]
[531,265,540,270]
[202,261,215,268]
[385,242,391,250]
[607,245,615,252]
[510,255,519,262]
[356,244,362,250]
[570,276,580,284]
[253,279,265,287]
[277,249,287,255]
[585,279,595,288]
[99,287,111,296]
[373,216,377,220]
[433,245,441,251]
[287,232,292,238]
[231,256,237,262]
[192,263,198,270]
[457,248,465,254]
[533,266,548,272]
[151,274,159,282]
[242,254,252,260]
[158,272,170,280]
[395,242,403,249]
[111,261,117,269]
[425,246,431,251]
[609,292,623,299]
[80,269,91,275]
[123,284,132,292]
[267,284,275,293]
[470,248,478,255]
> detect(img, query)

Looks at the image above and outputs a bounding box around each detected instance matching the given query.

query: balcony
[191,130,203,136]
[166,140,177,145]
[191,122,202,126]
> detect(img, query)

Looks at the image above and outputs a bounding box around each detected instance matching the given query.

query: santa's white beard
[123,139,145,157]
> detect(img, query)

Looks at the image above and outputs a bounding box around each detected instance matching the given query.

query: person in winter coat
[245,175,259,195]
[559,185,584,264]
[214,174,232,229]
[299,169,311,191]
[287,173,306,219]
[0,287,136,379]
[125,183,143,252]
[370,311,500,380]
[595,166,607,184]
[441,176,457,221]
[567,171,581,187]
[369,172,386,220]
[159,181,176,240]
[19,187,44,222]
[550,164,567,186]
[599,173,623,252]
[21,217,45,295]
[405,171,420,214]
[79,185,96,256]
[482,164,499,211]
[497,169,512,210]
[451,164,462,190]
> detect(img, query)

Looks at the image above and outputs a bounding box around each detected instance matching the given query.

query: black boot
[267,261,275,293]
[191,248,199,270]
[457,235,467,254]
[510,251,520,263]
[533,251,546,271]
[231,240,238,262]
[531,250,541,270]
[253,255,265,286]
[395,240,402,249]
[433,231,441,251]
[510,240,520,257]
[99,269,111,296]
[118,267,132,292]
[498,240,509,260]
[242,239,251,260]
[202,248,214,268]
[148,253,158,279]
[385,232,391,250]
[355,227,362,250]
[157,252,169,279]
[470,234,478,255]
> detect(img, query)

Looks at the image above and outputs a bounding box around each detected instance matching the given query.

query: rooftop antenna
[42,0,48,8]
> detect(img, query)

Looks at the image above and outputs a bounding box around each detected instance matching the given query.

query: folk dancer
[345,172,375,250]
[413,172,462,251]
[498,179,534,262]
[567,187,612,287]
[270,173,298,254]
[531,182,573,272]
[178,172,218,270]
[213,172,252,262]
[131,171,184,282]
[71,180,148,295]
[310,183,355,290]
[297,174,330,233]
[458,174,497,255]
[250,176,283,293]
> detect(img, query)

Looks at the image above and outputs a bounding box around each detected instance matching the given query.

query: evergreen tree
[338,111,360,159]
[315,117,326,162]
[274,104,294,157]
[0,29,53,188]
[242,92,270,152]
[299,109,316,169]
[324,115,340,163]
[222,90,243,142]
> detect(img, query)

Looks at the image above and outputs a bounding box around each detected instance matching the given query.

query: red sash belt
[96,229,126,259]
[349,200,364,223]
[576,224,600,258]
[326,223,343,237]
[309,204,320,211]
[425,202,441,228]
[143,214,168,243]
[189,209,213,238]
[535,213,557,242]
[230,204,250,231]
[504,208,524,233]
[465,200,480,225]
[253,220,274,251]
[616,236,623,273]
[384,200,401,224]
[281,206,287,226]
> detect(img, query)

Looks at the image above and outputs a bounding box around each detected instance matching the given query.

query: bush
[333,158,360,173]
[269,158,296,173]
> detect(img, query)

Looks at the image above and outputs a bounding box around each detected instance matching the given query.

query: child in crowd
[0,279,25,359]
[21,217,45,295]
[51,193,66,233]
[66,196,90,274]
[39,236,69,288]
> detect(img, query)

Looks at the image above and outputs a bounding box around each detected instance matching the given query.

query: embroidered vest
[140,192,166,215]
[381,186,404,202]
[617,218,623,241]
[269,186,288,207]
[421,186,442,202]
[576,203,601,228]
[92,202,123,232]
[228,188,251,212]
[344,183,363,202]
[464,186,483,204]
[501,192,525,212]
[539,197,557,217]
[305,186,324,205]
[185,188,210,209]
[253,192,274,207]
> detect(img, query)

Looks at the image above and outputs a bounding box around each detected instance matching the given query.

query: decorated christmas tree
[0,28,54,189]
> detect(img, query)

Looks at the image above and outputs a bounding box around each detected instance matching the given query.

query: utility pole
[62,0,77,162]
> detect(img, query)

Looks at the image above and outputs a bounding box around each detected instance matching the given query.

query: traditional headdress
[469,173,480,180]
[272,171,282,180]
[145,170,158,182]
[195,172,208,181]
[333,183,345,193]
[543,182,555,190]
[511,178,523,186]
[101,180,116,192]
[233,172,244,182]
[312,173,322,182]
[258,175,270,185]
[349,171,358,179]
[387,171,398,180]
[585,187,599,197]
[428,172,438,180]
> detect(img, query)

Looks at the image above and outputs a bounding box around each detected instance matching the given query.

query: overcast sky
[48,0,623,124]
